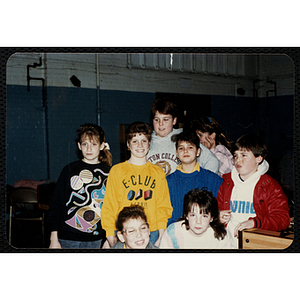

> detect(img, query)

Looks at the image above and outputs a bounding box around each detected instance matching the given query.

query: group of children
[48,98,290,250]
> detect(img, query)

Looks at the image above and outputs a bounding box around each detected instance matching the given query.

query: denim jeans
[58,238,102,249]
[149,230,159,245]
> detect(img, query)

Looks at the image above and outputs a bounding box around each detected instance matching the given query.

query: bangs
[80,132,100,143]
[189,202,210,215]
[236,146,250,152]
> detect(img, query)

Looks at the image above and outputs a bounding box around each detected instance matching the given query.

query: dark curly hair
[115,205,148,232]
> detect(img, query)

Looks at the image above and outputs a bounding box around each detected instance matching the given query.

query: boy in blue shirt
[167,130,223,225]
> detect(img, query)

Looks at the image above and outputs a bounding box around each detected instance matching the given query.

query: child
[112,205,158,249]
[147,98,219,176]
[159,188,231,249]
[167,130,223,225]
[189,116,234,177]
[217,134,290,248]
[48,123,112,249]
[101,121,172,248]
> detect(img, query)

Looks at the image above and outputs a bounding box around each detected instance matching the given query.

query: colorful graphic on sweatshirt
[65,168,108,235]
[148,152,180,176]
[121,173,156,208]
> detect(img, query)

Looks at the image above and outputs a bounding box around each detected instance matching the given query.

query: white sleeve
[197,143,219,174]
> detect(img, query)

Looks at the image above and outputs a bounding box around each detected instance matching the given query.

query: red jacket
[217,173,290,231]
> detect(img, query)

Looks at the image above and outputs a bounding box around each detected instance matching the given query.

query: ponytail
[99,147,112,166]
[77,123,113,166]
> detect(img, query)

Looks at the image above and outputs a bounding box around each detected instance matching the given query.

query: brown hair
[189,116,232,150]
[125,121,153,143]
[77,123,112,166]
[151,98,178,120]
[175,130,200,151]
[115,205,148,231]
[232,134,268,163]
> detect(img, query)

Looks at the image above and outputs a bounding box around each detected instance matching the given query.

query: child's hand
[219,210,231,224]
[234,219,255,237]
[49,231,62,249]
[203,135,214,149]
[49,240,62,249]
[106,235,118,248]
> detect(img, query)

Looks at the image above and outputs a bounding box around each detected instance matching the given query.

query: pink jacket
[217,173,290,231]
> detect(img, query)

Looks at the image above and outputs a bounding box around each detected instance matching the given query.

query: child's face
[196,130,215,149]
[127,134,150,159]
[153,111,177,138]
[117,217,150,249]
[78,135,104,164]
[186,204,212,236]
[176,140,200,165]
[234,148,263,181]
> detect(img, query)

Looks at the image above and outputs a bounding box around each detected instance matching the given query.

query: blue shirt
[166,168,223,226]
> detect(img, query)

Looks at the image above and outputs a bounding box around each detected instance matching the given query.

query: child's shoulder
[96,162,111,174]
[167,220,185,232]
[257,173,279,187]
[201,167,223,181]
[147,242,158,249]
[214,144,231,154]
[109,161,128,172]
[68,160,111,173]
[61,160,83,172]
[146,161,166,174]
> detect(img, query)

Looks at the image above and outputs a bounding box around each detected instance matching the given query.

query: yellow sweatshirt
[101,161,172,236]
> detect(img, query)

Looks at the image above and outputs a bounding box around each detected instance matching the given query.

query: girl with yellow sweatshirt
[101,122,172,248]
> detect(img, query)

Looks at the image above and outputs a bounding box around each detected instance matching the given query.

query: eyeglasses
[122,222,149,237]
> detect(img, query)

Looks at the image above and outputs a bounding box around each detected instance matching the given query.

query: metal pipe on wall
[26,55,50,179]
[96,53,101,126]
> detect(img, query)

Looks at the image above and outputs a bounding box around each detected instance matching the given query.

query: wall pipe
[96,53,101,126]
[266,76,277,98]
[27,57,46,106]
[27,56,50,179]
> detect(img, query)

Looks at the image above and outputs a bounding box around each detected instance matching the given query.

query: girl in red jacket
[217,134,290,248]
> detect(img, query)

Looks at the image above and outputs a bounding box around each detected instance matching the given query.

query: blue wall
[7,85,293,187]
[211,94,294,159]
[7,86,156,184]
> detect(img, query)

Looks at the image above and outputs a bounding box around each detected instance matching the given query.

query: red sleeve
[251,177,290,231]
[217,174,232,211]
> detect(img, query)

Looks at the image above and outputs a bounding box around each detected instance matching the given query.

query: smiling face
[117,217,150,249]
[234,148,263,181]
[186,204,213,236]
[127,133,150,160]
[176,140,200,166]
[78,134,104,164]
[153,111,177,138]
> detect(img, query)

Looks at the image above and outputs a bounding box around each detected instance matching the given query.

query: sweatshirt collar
[177,162,200,173]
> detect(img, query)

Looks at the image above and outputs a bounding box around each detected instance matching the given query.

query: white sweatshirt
[147,128,219,176]
[227,160,269,248]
